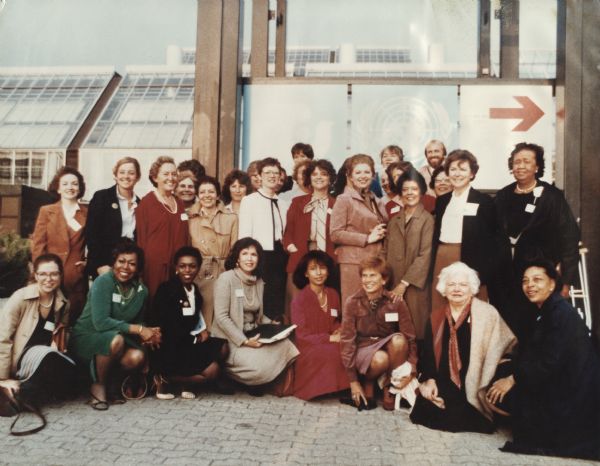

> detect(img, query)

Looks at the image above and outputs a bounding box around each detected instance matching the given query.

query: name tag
[138,284,144,292]
[235,289,244,298]
[390,205,401,214]
[112,293,122,303]
[182,307,194,316]
[464,203,479,216]
[525,203,536,213]
[327,208,333,215]
[71,222,82,232]
[330,308,338,317]
[43,321,55,332]
[180,213,189,221]
[385,312,399,322]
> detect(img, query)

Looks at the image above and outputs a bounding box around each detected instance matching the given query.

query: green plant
[0,229,31,298]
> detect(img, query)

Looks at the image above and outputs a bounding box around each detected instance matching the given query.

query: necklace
[155,191,177,214]
[39,296,54,308]
[116,283,135,303]
[515,180,537,194]
[317,289,328,311]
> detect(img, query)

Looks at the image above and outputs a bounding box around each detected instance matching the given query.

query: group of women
[0,142,598,460]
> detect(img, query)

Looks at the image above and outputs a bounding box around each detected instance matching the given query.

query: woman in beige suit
[330,154,388,306]
[384,169,434,340]
[211,238,298,393]
[31,166,88,322]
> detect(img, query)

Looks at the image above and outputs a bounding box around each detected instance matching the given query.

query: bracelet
[138,325,143,335]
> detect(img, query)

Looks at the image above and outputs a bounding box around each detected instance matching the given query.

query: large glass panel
[519,0,557,78]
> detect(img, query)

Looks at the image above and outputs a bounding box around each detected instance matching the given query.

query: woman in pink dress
[291,251,349,400]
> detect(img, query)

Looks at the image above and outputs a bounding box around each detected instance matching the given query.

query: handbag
[121,373,149,400]
[51,323,69,353]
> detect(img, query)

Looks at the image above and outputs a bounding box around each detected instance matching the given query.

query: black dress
[154,278,226,377]
[410,318,494,433]
[501,293,600,460]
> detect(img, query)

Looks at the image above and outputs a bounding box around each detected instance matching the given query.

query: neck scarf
[234,268,260,309]
[444,300,472,389]
[304,196,328,251]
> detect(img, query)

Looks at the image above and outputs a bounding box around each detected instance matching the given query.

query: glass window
[519,0,557,78]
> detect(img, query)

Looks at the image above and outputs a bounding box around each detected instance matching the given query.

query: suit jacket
[330,187,388,265]
[432,188,501,287]
[283,194,336,273]
[85,185,141,276]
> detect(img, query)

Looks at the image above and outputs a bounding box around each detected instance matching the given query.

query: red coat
[283,194,336,274]
[291,286,349,400]
[136,192,189,304]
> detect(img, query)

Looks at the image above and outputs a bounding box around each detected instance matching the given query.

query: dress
[70,271,148,379]
[135,191,189,308]
[384,203,434,339]
[153,278,226,377]
[31,201,88,322]
[291,286,349,400]
[188,201,238,330]
[211,269,299,385]
[502,293,600,460]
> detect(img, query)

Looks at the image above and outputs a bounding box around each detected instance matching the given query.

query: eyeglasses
[36,272,61,279]
[262,170,280,176]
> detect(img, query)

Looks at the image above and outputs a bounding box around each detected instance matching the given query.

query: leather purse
[51,324,69,353]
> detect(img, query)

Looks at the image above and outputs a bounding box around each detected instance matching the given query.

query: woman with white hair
[410,262,516,433]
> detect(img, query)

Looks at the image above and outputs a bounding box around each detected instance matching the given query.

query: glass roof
[83,66,195,149]
[0,68,114,148]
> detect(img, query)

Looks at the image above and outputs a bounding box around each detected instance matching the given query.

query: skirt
[160,337,227,377]
[16,345,75,381]
[432,243,488,312]
[355,333,401,375]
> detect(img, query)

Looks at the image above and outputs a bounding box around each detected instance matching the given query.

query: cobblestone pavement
[0,392,596,465]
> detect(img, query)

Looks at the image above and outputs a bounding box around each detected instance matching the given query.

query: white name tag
[112,293,122,303]
[464,203,479,216]
[385,312,399,322]
[525,203,536,213]
[138,284,144,292]
[43,321,55,332]
[235,289,244,298]
[330,308,338,317]
[390,205,401,214]
[182,307,194,316]
[327,208,333,215]
[180,213,189,221]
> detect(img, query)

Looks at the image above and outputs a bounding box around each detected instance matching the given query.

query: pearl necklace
[515,181,537,194]
[155,190,177,214]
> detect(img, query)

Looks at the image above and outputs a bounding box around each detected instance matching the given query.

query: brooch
[111,203,119,209]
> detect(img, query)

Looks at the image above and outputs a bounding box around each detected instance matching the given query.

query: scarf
[444,300,472,389]
[304,196,328,252]
[233,268,260,309]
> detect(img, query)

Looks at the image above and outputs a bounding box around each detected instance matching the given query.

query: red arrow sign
[489,96,544,131]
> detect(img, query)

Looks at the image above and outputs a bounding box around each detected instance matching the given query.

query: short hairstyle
[429,165,446,190]
[435,261,480,297]
[379,145,404,162]
[291,142,314,160]
[386,161,414,193]
[444,149,479,178]
[222,169,252,204]
[110,238,145,274]
[224,237,264,278]
[246,160,259,175]
[333,158,352,197]
[177,159,206,181]
[424,139,447,157]
[303,159,337,189]
[292,160,312,185]
[520,257,562,291]
[33,253,64,276]
[197,175,221,197]
[394,168,427,196]
[346,154,375,178]
[257,157,282,175]
[149,156,176,187]
[358,256,391,283]
[292,251,336,289]
[48,166,86,199]
[173,246,202,268]
[508,142,545,179]
[113,157,141,180]
[177,173,199,194]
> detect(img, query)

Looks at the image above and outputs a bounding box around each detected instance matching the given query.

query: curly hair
[197,175,222,197]
[110,238,145,275]
[508,142,545,179]
[303,159,337,189]
[48,166,86,199]
[222,169,252,205]
[379,145,404,162]
[224,237,264,278]
[148,156,176,187]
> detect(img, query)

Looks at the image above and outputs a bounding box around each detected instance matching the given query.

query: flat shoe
[181,390,196,400]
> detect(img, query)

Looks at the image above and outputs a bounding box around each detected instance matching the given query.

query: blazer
[85,185,140,276]
[211,270,271,347]
[432,187,501,286]
[238,190,289,251]
[283,194,336,273]
[0,284,69,379]
[329,187,388,265]
[495,181,580,285]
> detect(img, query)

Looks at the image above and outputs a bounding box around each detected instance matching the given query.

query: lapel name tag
[385,312,399,322]
[330,308,338,317]
[182,307,194,316]
[327,207,333,215]
[525,203,536,213]
[390,205,401,214]
[180,213,189,221]
[235,289,244,298]
[464,203,479,216]
[43,321,55,332]
[112,293,122,303]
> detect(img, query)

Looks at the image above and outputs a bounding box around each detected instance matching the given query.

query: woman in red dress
[291,251,349,400]
[136,156,189,312]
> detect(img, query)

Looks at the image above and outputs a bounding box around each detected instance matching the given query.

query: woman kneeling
[340,256,418,410]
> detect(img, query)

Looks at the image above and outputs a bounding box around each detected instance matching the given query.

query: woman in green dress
[70,239,160,410]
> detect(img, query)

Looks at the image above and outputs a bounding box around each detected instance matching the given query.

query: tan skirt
[431,243,488,311]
